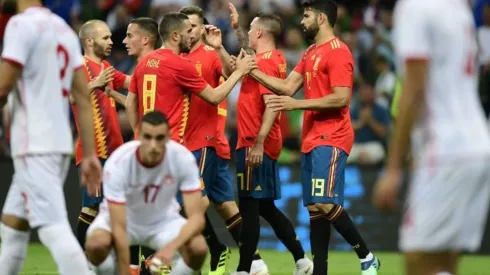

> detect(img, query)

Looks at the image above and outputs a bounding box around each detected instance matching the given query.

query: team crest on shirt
[163,175,174,185]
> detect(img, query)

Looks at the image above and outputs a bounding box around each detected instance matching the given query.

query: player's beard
[1,0,17,14]
[179,36,191,54]
[302,21,320,42]
[93,41,110,59]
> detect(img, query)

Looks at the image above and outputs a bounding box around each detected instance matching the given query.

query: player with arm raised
[228,9,313,275]
[0,0,102,274]
[372,0,490,274]
[250,1,380,274]
[72,19,131,257]
[85,111,208,275]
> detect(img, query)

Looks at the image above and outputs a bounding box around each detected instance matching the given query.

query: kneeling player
[85,111,208,275]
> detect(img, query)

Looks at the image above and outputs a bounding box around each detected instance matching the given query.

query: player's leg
[85,213,116,274]
[0,173,31,275]
[307,146,380,274]
[21,155,91,275]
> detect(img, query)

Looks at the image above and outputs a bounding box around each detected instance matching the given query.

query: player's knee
[187,234,209,260]
[306,204,319,212]
[85,230,112,265]
[200,195,210,210]
[315,203,335,214]
[214,200,238,217]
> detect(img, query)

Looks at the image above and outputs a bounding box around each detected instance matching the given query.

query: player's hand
[80,154,102,196]
[230,55,237,71]
[153,243,177,266]
[204,25,223,49]
[265,95,297,111]
[372,169,401,213]
[235,49,257,75]
[93,64,115,89]
[229,3,240,30]
[248,143,264,168]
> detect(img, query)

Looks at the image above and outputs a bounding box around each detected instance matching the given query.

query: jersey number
[143,184,161,204]
[311,178,325,197]
[143,74,157,114]
[56,45,70,97]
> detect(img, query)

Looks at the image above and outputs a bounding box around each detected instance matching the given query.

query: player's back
[2,7,82,156]
[394,0,490,161]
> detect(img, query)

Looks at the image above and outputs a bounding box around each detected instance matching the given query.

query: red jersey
[216,77,230,159]
[129,48,208,143]
[237,50,286,160]
[294,38,354,154]
[72,57,126,164]
[181,44,221,151]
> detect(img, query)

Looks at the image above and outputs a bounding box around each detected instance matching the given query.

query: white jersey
[393,0,490,163]
[1,7,83,157]
[101,140,201,227]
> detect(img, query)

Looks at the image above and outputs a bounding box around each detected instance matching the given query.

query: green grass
[20,244,490,274]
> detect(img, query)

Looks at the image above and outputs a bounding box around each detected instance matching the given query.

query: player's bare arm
[126,92,139,130]
[229,3,254,54]
[0,61,22,108]
[373,59,428,212]
[108,201,130,275]
[197,50,256,105]
[267,86,350,112]
[204,25,234,78]
[105,86,127,107]
[248,94,280,168]
[251,69,303,97]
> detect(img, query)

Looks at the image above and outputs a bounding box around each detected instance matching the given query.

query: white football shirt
[101,140,201,226]
[1,7,83,157]
[393,0,490,163]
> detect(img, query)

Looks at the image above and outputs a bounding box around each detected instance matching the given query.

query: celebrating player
[85,111,208,275]
[372,0,490,274]
[0,0,102,274]
[228,6,313,275]
[178,6,267,275]
[73,19,131,255]
[249,1,380,274]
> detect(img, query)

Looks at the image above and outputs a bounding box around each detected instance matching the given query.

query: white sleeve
[1,16,34,66]
[177,150,202,193]
[68,31,84,71]
[393,1,432,60]
[103,161,128,204]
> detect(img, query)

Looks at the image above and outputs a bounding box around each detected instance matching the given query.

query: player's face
[301,8,320,41]
[186,14,204,47]
[123,23,144,57]
[248,18,260,51]
[92,24,113,58]
[139,123,170,164]
[178,20,194,54]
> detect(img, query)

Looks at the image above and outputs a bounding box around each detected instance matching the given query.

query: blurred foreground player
[85,111,208,275]
[228,6,312,275]
[373,0,490,274]
[251,1,380,274]
[0,0,102,274]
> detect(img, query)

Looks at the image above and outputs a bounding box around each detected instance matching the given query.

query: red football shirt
[72,57,126,164]
[237,50,285,160]
[129,48,208,143]
[216,78,231,160]
[294,37,354,154]
[181,44,221,151]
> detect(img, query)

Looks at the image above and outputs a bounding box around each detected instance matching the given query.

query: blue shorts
[80,158,106,208]
[212,156,236,203]
[301,146,348,206]
[235,147,281,200]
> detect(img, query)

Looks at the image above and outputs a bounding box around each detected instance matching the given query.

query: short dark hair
[131,17,158,43]
[158,12,189,41]
[179,6,205,24]
[140,111,169,127]
[302,0,338,27]
[256,13,283,43]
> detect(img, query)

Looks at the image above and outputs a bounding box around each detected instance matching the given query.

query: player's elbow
[337,96,349,108]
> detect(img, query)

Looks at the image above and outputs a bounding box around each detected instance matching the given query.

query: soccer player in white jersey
[0,0,103,274]
[85,111,208,275]
[373,0,490,274]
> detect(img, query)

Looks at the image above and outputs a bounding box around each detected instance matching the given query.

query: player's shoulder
[166,140,195,163]
[106,140,140,166]
[325,38,353,60]
[203,45,217,52]
[394,0,436,18]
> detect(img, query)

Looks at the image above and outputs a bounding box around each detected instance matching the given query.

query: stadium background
[0,0,490,258]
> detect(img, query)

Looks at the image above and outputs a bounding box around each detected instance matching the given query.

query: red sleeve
[293,54,305,74]
[128,64,139,94]
[176,59,208,95]
[258,59,280,96]
[327,49,354,88]
[112,69,127,90]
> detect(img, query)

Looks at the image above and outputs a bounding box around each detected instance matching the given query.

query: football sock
[259,200,305,262]
[203,213,227,270]
[225,213,243,244]
[173,258,200,275]
[236,197,260,272]
[309,211,330,275]
[76,209,96,250]
[129,246,140,267]
[0,223,30,275]
[38,222,91,275]
[326,205,370,259]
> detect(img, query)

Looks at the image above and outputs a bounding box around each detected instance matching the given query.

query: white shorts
[399,157,490,252]
[2,154,70,228]
[87,211,186,251]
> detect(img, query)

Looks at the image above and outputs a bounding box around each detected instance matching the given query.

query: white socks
[38,222,91,275]
[0,223,30,275]
[436,273,453,275]
[360,252,374,263]
[171,258,200,275]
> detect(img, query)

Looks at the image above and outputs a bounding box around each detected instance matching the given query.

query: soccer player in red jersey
[250,1,380,274]
[71,20,131,258]
[228,8,312,275]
